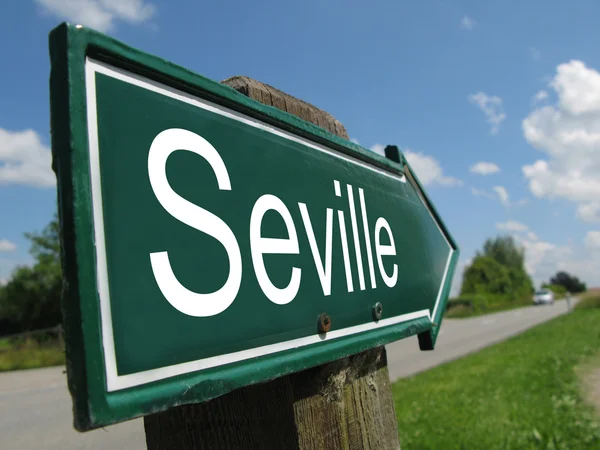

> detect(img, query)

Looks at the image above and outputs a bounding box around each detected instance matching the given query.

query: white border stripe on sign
[84,58,454,392]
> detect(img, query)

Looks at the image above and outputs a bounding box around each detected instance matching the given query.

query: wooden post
[143,76,401,450]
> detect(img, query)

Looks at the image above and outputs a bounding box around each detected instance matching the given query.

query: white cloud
[495,221,540,244]
[35,0,156,33]
[515,198,528,206]
[0,240,16,252]
[370,143,385,156]
[471,187,496,199]
[554,258,598,288]
[471,185,525,207]
[493,186,510,207]
[469,92,506,134]
[350,138,360,145]
[499,233,570,287]
[519,237,572,283]
[404,150,462,186]
[551,60,600,115]
[469,161,500,175]
[577,202,600,223]
[514,232,600,289]
[532,90,549,105]
[584,231,600,250]
[522,233,600,288]
[522,60,600,223]
[369,144,462,187]
[0,128,55,187]
[529,47,541,61]
[460,16,476,31]
[0,278,6,287]
[496,220,528,232]
[457,232,580,290]
[453,234,573,293]
[453,231,600,293]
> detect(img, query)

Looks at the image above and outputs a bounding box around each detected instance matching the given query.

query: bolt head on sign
[49,23,459,431]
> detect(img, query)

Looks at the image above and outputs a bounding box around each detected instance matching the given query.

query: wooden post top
[222,75,350,141]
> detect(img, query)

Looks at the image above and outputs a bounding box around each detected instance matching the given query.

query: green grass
[393,310,600,449]
[446,291,570,319]
[0,338,11,349]
[0,338,65,371]
[445,296,534,318]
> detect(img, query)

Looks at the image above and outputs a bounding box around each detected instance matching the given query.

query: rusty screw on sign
[372,302,383,321]
[317,313,332,334]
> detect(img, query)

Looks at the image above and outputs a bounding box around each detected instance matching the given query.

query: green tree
[0,215,62,331]
[479,236,525,271]
[507,267,535,298]
[460,256,512,296]
[461,235,534,301]
[549,271,587,294]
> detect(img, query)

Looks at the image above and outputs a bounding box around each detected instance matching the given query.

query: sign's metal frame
[49,22,459,431]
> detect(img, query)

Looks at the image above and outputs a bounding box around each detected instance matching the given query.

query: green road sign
[49,23,459,431]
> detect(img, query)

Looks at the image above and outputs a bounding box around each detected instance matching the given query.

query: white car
[533,289,555,305]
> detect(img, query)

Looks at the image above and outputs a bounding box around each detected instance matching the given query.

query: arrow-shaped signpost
[49,23,458,449]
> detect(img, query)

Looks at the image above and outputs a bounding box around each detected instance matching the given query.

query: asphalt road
[0,299,574,450]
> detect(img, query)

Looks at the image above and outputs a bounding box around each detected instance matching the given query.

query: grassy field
[0,337,65,372]
[576,290,600,310]
[393,309,600,449]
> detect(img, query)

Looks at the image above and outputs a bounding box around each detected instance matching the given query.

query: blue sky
[2,0,600,294]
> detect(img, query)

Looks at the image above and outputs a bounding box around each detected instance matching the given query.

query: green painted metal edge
[48,22,459,431]
[49,25,91,431]
[400,156,460,350]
